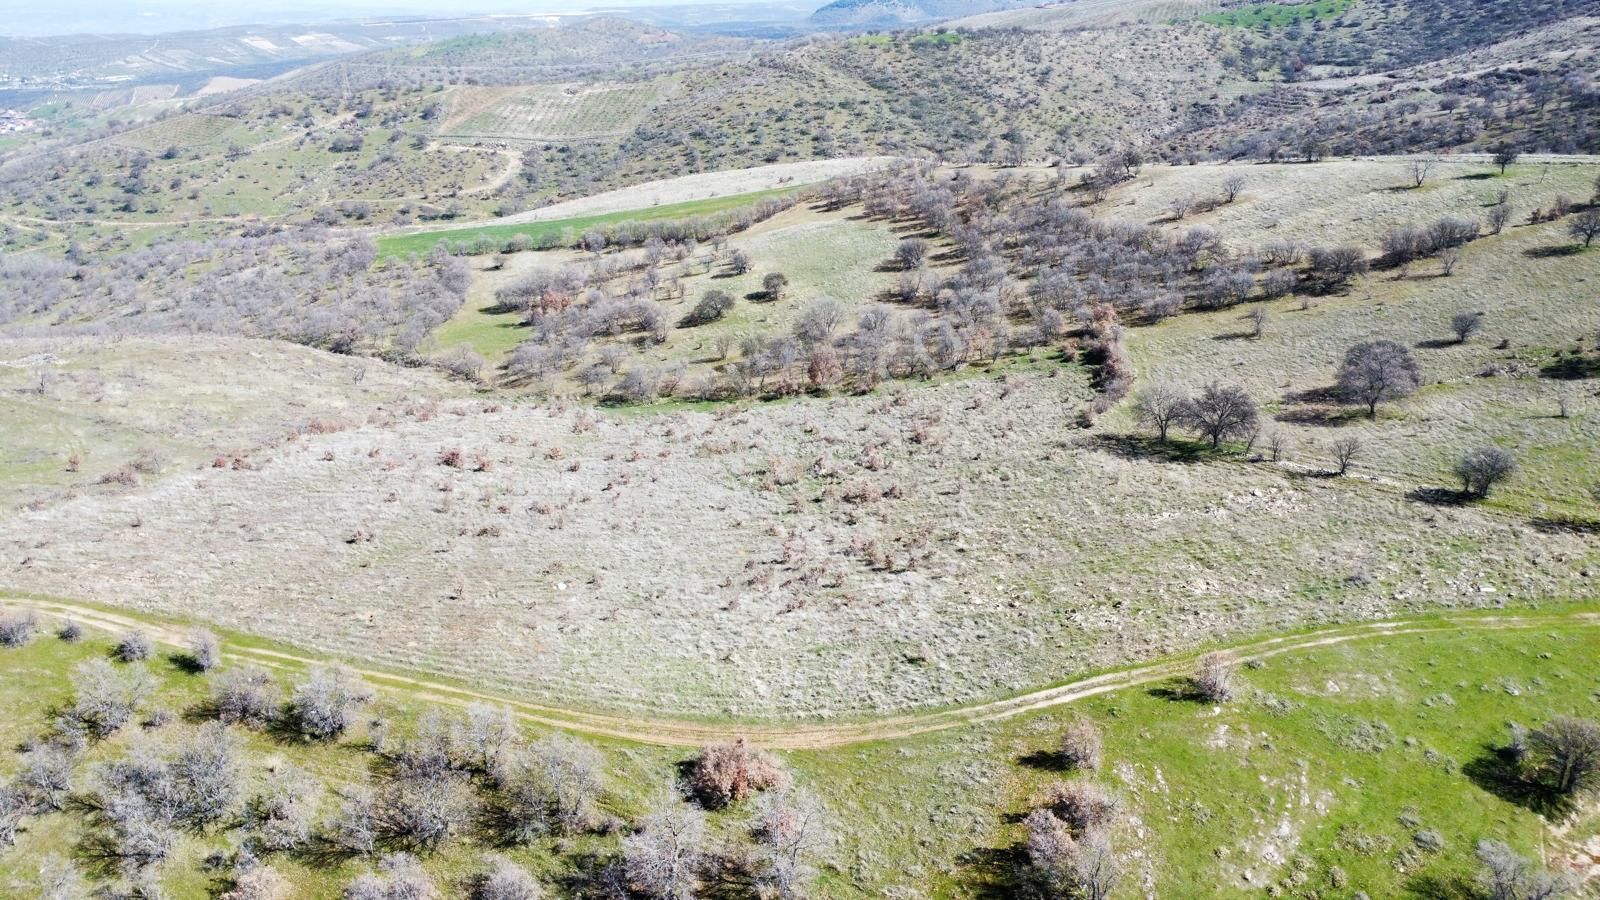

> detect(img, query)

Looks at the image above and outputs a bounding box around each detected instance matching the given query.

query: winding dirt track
[6,595,1596,750]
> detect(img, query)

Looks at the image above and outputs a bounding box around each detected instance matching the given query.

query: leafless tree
[1569,209,1600,247]
[1329,437,1361,476]
[186,629,221,672]
[221,867,290,900]
[1409,158,1436,188]
[894,237,929,270]
[475,856,542,900]
[65,658,156,737]
[212,666,279,729]
[1455,447,1517,499]
[453,703,519,774]
[287,666,374,742]
[0,608,39,647]
[344,852,437,900]
[114,630,153,663]
[1181,383,1259,449]
[1450,311,1484,343]
[1475,839,1579,900]
[1337,340,1421,418]
[1245,306,1270,339]
[1134,383,1186,442]
[1492,145,1521,175]
[1221,174,1247,203]
[728,249,753,275]
[1487,202,1513,235]
[623,794,707,900]
[762,272,789,301]
[1059,719,1103,771]
[248,763,321,851]
[751,787,831,899]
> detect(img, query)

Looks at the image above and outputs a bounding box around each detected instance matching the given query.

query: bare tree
[287,666,374,741]
[476,856,542,900]
[1134,383,1186,442]
[453,703,519,774]
[1043,781,1120,834]
[1454,447,1517,499]
[345,852,437,900]
[114,630,153,663]
[894,237,928,270]
[248,763,321,851]
[1526,717,1600,797]
[213,666,279,729]
[531,733,605,833]
[1475,839,1579,900]
[0,608,39,647]
[1244,306,1270,339]
[1059,719,1103,771]
[221,867,291,900]
[1450,311,1484,344]
[1181,383,1259,449]
[1221,174,1247,203]
[728,249,753,275]
[1328,436,1361,476]
[1569,209,1600,247]
[186,629,221,672]
[1487,202,1513,235]
[623,795,707,900]
[1337,340,1421,418]
[1408,158,1436,188]
[1192,652,1237,703]
[751,788,831,900]
[65,657,156,737]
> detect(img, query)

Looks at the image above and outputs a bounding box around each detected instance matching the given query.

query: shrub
[114,630,153,663]
[1192,652,1237,703]
[1059,720,1103,771]
[345,853,437,900]
[187,629,222,672]
[1043,781,1120,834]
[0,608,39,647]
[221,867,291,900]
[1450,311,1484,344]
[287,666,373,741]
[689,738,786,809]
[475,856,543,900]
[213,666,280,728]
[57,620,83,643]
[683,290,734,327]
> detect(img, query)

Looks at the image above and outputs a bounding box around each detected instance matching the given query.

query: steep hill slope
[811,0,1035,27]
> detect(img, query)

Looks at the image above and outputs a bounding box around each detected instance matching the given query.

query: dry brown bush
[689,738,787,809]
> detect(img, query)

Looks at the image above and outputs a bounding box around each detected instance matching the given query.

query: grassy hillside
[0,599,1595,897]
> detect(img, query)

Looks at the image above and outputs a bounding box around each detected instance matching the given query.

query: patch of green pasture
[377,185,806,260]
[1200,0,1354,27]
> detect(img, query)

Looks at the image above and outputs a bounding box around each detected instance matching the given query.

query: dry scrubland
[4,159,1600,725]
[1,353,1593,720]
[1115,158,1600,519]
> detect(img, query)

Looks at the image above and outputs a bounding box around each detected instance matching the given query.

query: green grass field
[1201,0,1354,27]
[1,598,1594,897]
[376,185,805,260]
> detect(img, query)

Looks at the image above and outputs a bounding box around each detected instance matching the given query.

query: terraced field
[439,82,662,143]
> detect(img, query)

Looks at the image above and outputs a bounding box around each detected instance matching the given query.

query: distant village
[0,109,38,134]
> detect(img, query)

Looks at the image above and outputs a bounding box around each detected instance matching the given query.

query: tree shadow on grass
[1146,677,1209,704]
[1461,746,1571,819]
[1414,337,1460,350]
[1524,244,1585,259]
[1407,487,1469,507]
[1018,749,1068,771]
[1403,871,1476,899]
[1532,516,1600,535]
[1089,433,1222,464]
[953,843,1028,900]
[1541,355,1600,380]
[1454,172,1497,182]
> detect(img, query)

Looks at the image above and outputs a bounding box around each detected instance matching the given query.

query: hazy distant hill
[810,0,1034,27]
